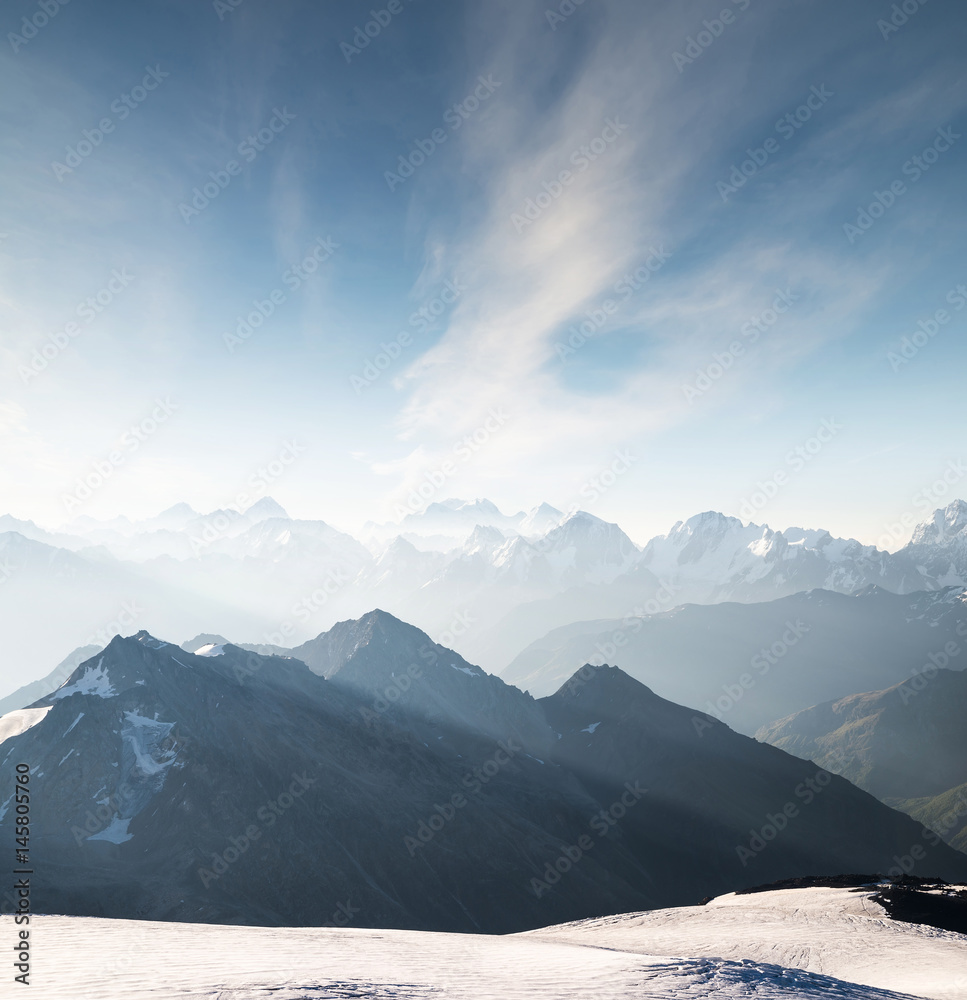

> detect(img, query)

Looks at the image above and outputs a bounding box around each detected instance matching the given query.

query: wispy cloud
[1,0,965,540]
[378,2,909,509]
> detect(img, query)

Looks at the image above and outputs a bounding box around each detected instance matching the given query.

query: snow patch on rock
[87,816,133,844]
[194,643,225,657]
[53,659,116,700]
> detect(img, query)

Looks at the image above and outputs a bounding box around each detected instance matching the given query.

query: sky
[1,0,965,548]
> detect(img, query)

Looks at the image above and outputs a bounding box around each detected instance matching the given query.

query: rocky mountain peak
[909,500,967,546]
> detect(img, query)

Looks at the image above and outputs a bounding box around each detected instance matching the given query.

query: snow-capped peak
[132,630,169,648]
[909,499,967,546]
[462,524,508,555]
[147,502,200,531]
[243,497,290,522]
[518,502,564,536]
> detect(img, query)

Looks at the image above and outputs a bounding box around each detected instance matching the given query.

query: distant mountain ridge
[501,586,967,733]
[4,497,967,690]
[758,665,967,852]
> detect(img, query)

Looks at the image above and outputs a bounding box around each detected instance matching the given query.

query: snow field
[525,887,967,1000]
[7,886,960,1000]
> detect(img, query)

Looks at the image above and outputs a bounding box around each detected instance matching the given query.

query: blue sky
[1,0,965,546]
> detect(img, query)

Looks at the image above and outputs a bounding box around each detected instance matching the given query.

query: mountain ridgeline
[4,497,967,687]
[758,666,967,853]
[1,610,965,933]
[502,586,967,734]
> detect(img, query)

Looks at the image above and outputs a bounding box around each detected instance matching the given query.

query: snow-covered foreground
[9,887,964,999]
[528,888,967,1000]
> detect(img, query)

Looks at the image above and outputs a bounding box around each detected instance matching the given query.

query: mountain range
[758,667,967,853]
[4,498,967,697]
[501,585,967,733]
[2,610,965,933]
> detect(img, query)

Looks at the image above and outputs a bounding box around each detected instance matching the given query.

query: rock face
[637,511,935,601]
[502,586,967,733]
[904,498,967,584]
[758,667,967,852]
[2,614,966,933]
[539,667,967,897]
[289,610,556,754]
